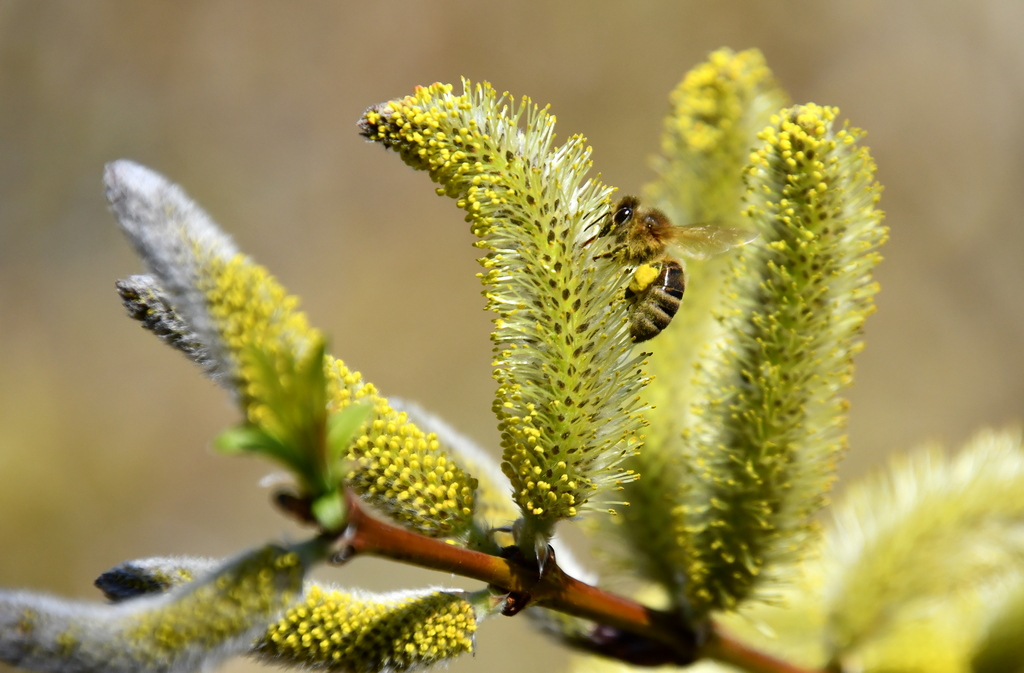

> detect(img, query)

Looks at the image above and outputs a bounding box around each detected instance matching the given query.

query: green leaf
[326,402,372,466]
[213,425,282,455]
[310,491,346,532]
[214,424,316,488]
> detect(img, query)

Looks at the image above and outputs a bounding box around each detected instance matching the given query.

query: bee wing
[671,224,759,260]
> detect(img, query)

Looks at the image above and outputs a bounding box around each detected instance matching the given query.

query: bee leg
[593,245,624,261]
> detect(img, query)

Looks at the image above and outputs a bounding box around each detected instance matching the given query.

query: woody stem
[322,491,821,673]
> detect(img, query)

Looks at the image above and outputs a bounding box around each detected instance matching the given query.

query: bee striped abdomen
[626,259,685,343]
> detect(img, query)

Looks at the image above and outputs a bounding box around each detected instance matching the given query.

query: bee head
[597,196,640,238]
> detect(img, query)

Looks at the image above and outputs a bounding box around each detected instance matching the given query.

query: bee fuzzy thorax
[600,196,676,265]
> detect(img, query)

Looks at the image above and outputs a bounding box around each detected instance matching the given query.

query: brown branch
[704,628,820,673]
[324,491,822,673]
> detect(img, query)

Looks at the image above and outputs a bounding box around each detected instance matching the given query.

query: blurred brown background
[1,2,1022,671]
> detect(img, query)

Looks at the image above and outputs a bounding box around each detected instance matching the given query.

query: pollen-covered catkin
[256,586,477,672]
[649,48,789,225]
[677,104,886,614]
[106,160,479,538]
[359,81,648,545]
[824,429,1024,663]
[606,49,788,600]
[94,556,481,673]
[391,399,521,533]
[0,542,319,673]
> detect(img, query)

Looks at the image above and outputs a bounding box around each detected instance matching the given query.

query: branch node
[498,590,532,616]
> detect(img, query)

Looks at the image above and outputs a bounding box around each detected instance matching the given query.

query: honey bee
[593,196,757,343]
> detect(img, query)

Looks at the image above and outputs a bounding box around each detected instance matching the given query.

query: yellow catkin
[606,49,789,599]
[256,586,476,672]
[326,357,478,537]
[825,430,1024,663]
[650,48,789,225]
[359,80,646,540]
[677,103,886,614]
[197,254,478,538]
[109,160,479,538]
[125,546,306,663]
